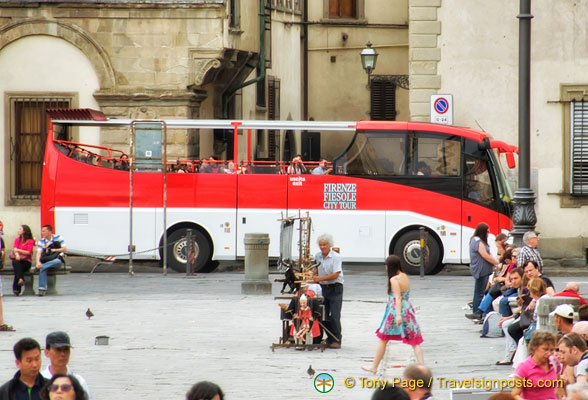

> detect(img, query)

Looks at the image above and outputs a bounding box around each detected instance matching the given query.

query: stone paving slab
[0,265,583,399]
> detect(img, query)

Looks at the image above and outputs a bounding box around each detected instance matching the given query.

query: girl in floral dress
[362,255,424,373]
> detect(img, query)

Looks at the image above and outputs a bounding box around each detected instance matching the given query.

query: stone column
[409,0,442,122]
[241,233,272,294]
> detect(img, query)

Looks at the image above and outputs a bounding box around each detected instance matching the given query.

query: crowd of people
[0,332,222,400]
[3,216,588,398]
[465,223,588,399]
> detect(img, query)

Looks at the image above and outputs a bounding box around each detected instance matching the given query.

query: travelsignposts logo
[314,373,334,393]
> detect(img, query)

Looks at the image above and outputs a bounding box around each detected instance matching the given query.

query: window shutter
[571,101,588,195]
[268,78,279,159]
[370,78,397,121]
[329,0,356,18]
[256,65,266,108]
[340,0,356,17]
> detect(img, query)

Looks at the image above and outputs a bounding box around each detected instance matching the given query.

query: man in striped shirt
[35,225,67,297]
[518,231,543,273]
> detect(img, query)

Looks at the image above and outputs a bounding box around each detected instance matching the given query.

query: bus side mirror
[506,152,516,169]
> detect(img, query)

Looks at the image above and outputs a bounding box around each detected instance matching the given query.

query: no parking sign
[430,94,453,125]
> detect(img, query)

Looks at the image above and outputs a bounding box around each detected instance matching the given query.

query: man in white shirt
[312,159,332,175]
[41,331,91,399]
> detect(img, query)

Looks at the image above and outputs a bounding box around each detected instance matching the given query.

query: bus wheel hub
[403,240,423,267]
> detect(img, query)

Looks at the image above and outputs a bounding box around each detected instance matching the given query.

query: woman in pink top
[512,330,564,400]
[11,225,34,296]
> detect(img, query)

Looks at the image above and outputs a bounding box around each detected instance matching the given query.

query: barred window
[7,96,71,204]
[571,101,588,195]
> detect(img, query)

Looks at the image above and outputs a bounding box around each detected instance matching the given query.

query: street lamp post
[360,41,378,87]
[511,0,536,247]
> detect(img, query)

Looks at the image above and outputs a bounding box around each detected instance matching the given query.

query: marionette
[293,294,313,342]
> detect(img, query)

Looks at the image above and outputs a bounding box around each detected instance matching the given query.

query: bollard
[241,233,272,294]
[536,296,580,333]
[186,229,195,276]
[419,227,425,279]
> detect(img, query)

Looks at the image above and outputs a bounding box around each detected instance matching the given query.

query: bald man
[554,282,587,306]
[402,364,433,400]
[573,321,588,344]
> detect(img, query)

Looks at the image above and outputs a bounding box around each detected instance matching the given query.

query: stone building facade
[0,0,302,238]
[432,0,588,264]
[1,0,585,264]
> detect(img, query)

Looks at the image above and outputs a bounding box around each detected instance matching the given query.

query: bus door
[461,142,501,262]
[236,173,287,259]
[404,132,463,265]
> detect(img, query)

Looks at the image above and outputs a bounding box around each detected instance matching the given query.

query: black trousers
[321,283,343,344]
[508,319,525,344]
[12,259,31,292]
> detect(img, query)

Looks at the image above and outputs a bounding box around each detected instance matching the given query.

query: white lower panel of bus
[297,209,463,264]
[56,207,239,260]
[56,207,466,264]
[56,207,158,259]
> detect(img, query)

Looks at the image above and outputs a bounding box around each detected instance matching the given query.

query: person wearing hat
[41,331,91,399]
[0,221,14,332]
[557,332,588,383]
[553,304,575,335]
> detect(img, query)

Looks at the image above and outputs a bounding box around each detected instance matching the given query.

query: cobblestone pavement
[0,262,584,400]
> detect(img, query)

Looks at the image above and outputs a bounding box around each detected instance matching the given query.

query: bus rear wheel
[393,230,441,275]
[164,228,212,273]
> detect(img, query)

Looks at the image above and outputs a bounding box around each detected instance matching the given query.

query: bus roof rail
[47,108,107,121]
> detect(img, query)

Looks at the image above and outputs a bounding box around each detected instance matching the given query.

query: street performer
[312,234,344,349]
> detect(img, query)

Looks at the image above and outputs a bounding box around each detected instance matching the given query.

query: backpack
[481,311,504,338]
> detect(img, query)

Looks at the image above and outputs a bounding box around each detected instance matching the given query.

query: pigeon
[307,364,315,378]
[86,308,94,320]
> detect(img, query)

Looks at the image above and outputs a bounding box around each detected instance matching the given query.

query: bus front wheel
[393,231,441,275]
[164,228,212,273]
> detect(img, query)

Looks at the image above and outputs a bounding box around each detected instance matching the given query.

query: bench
[0,265,71,296]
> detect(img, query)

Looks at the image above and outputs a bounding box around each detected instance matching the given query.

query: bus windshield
[489,149,514,202]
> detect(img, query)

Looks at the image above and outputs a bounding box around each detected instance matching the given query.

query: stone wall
[408,0,441,122]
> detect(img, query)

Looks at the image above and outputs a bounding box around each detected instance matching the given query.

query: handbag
[488,282,503,299]
[524,321,537,342]
[40,251,60,264]
[519,296,534,330]
[40,241,62,264]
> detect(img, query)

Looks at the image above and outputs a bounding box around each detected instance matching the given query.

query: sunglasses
[49,384,73,393]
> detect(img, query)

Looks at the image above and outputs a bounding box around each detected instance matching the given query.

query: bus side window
[464,156,495,206]
[414,136,460,176]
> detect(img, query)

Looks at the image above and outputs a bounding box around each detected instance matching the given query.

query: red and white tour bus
[41,109,517,274]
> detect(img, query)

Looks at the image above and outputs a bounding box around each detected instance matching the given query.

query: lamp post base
[511,187,537,247]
